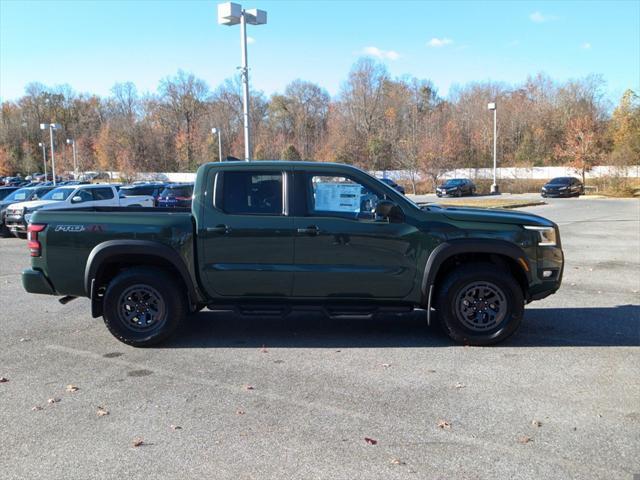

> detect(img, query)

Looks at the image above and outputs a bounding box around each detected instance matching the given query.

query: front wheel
[102,267,186,347]
[434,263,524,345]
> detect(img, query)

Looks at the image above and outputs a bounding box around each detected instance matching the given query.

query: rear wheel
[434,263,524,345]
[102,267,186,347]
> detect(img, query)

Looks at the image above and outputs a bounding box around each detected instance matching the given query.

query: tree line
[1,58,638,191]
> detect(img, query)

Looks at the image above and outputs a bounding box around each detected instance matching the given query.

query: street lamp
[218,2,267,161]
[40,123,60,186]
[487,102,499,194]
[66,138,78,178]
[37,142,48,181]
[211,128,223,162]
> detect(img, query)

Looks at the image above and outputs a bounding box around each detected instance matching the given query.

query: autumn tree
[609,89,640,166]
[554,115,603,183]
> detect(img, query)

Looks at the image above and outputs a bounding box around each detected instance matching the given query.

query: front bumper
[5,216,27,233]
[22,268,56,295]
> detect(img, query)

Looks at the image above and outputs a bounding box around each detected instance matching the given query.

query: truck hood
[6,200,60,211]
[428,204,554,227]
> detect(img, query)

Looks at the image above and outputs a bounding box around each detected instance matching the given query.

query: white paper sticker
[314,183,361,212]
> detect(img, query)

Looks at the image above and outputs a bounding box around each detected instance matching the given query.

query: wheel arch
[422,239,532,322]
[85,240,202,317]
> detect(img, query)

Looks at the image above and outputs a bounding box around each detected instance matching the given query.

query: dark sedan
[120,182,170,206]
[541,177,584,198]
[378,178,406,194]
[157,183,194,208]
[436,178,476,197]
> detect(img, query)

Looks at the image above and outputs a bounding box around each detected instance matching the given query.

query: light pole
[211,128,223,161]
[66,138,78,178]
[38,142,48,180]
[218,2,267,161]
[487,102,499,194]
[40,123,60,186]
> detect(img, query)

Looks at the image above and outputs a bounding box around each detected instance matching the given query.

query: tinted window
[121,185,158,196]
[92,187,114,200]
[221,172,283,215]
[161,185,193,197]
[0,188,17,200]
[72,190,94,203]
[549,177,571,185]
[307,175,382,220]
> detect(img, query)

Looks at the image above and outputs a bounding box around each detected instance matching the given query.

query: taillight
[175,196,190,201]
[27,224,46,257]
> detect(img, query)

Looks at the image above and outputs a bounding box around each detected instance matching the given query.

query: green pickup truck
[22,161,563,347]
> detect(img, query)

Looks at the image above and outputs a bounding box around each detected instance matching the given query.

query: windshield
[4,188,32,202]
[41,187,75,201]
[548,177,572,185]
[443,179,464,186]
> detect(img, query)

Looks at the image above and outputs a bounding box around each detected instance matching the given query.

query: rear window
[161,185,193,197]
[219,172,283,215]
[121,185,158,196]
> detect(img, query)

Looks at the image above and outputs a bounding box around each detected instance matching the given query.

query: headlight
[559,186,567,190]
[524,226,557,246]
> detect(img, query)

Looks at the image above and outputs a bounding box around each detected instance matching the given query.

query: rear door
[291,170,418,299]
[91,187,116,207]
[198,168,295,297]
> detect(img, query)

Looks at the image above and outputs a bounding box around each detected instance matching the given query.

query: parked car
[541,177,584,198]
[436,178,476,197]
[120,182,170,206]
[5,184,154,238]
[157,183,194,208]
[378,178,406,195]
[0,186,54,237]
[22,161,563,348]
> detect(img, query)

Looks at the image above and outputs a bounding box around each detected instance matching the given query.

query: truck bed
[28,208,196,297]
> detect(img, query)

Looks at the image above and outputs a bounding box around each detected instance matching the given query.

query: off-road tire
[102,267,186,347]
[434,263,524,346]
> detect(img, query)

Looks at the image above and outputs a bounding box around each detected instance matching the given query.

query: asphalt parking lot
[1,197,638,480]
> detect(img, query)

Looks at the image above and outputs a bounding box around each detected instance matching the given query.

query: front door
[291,172,418,299]
[198,168,295,298]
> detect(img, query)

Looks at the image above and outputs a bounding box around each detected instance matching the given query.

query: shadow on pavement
[166,304,640,349]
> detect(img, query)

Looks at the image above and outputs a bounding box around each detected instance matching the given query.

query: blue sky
[1,0,638,102]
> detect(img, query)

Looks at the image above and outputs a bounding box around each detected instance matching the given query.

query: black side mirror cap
[375,200,405,223]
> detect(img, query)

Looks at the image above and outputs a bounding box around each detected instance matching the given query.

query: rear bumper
[22,268,56,295]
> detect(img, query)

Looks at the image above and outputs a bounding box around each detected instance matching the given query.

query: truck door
[291,171,418,298]
[198,168,295,297]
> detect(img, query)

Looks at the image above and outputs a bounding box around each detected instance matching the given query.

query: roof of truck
[202,161,364,170]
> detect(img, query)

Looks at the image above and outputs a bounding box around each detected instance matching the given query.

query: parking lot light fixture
[40,123,60,185]
[217,2,267,162]
[487,102,499,194]
[211,128,223,162]
[38,142,48,180]
[66,138,78,178]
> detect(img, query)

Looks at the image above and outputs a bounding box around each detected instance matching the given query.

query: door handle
[297,225,320,235]
[207,224,230,234]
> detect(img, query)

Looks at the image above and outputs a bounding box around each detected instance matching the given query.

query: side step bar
[206,303,423,320]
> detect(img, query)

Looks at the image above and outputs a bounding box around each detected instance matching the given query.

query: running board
[206,303,419,319]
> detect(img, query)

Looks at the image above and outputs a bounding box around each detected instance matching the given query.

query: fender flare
[84,240,202,310]
[422,238,532,308]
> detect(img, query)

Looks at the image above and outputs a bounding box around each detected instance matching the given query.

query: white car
[5,184,154,237]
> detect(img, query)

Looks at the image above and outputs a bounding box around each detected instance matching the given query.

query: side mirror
[375,200,405,223]
[71,196,83,203]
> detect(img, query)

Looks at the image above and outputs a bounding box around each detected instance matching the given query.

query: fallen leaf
[531,419,542,427]
[96,407,109,417]
[427,369,436,373]
[236,410,245,415]
[381,363,391,368]
[260,345,268,353]
[437,420,451,430]
[47,397,60,404]
[455,382,465,389]
[517,435,532,444]
[31,406,43,411]
[0,377,8,383]
[132,437,144,447]
[170,424,182,430]
[390,458,405,465]
[364,437,378,445]
[19,338,30,342]
[244,385,255,391]
[66,384,79,393]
